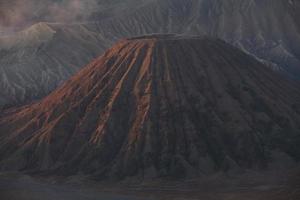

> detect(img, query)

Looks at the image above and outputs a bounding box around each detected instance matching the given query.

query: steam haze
[0,0,99,28]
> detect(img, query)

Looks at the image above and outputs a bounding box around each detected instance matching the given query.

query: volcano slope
[2,0,300,107]
[0,35,300,180]
[93,0,300,77]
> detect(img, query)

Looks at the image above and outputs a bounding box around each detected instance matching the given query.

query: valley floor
[0,170,299,200]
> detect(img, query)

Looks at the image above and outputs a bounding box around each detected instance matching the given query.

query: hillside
[0,35,299,180]
[1,0,300,107]
[0,22,109,106]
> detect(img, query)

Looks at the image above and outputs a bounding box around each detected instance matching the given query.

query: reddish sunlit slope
[0,35,300,180]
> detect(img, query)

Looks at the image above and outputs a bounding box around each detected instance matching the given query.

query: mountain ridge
[1,0,300,107]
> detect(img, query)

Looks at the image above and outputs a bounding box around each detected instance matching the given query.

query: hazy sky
[0,0,99,28]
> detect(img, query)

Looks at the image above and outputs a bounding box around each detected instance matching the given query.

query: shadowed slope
[0,35,300,180]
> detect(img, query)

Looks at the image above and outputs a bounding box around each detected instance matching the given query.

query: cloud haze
[46,0,99,22]
[0,0,99,28]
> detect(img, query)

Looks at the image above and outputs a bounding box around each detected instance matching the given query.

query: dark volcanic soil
[0,169,299,200]
[0,35,300,181]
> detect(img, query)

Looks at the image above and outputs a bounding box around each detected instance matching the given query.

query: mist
[0,0,99,29]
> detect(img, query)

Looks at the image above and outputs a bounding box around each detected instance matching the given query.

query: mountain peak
[0,36,300,180]
[0,22,56,48]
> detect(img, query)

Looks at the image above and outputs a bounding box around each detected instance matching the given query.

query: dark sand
[1,170,299,200]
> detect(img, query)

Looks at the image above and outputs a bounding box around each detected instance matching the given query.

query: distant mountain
[93,0,300,75]
[1,0,300,107]
[0,35,299,180]
[0,22,109,106]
